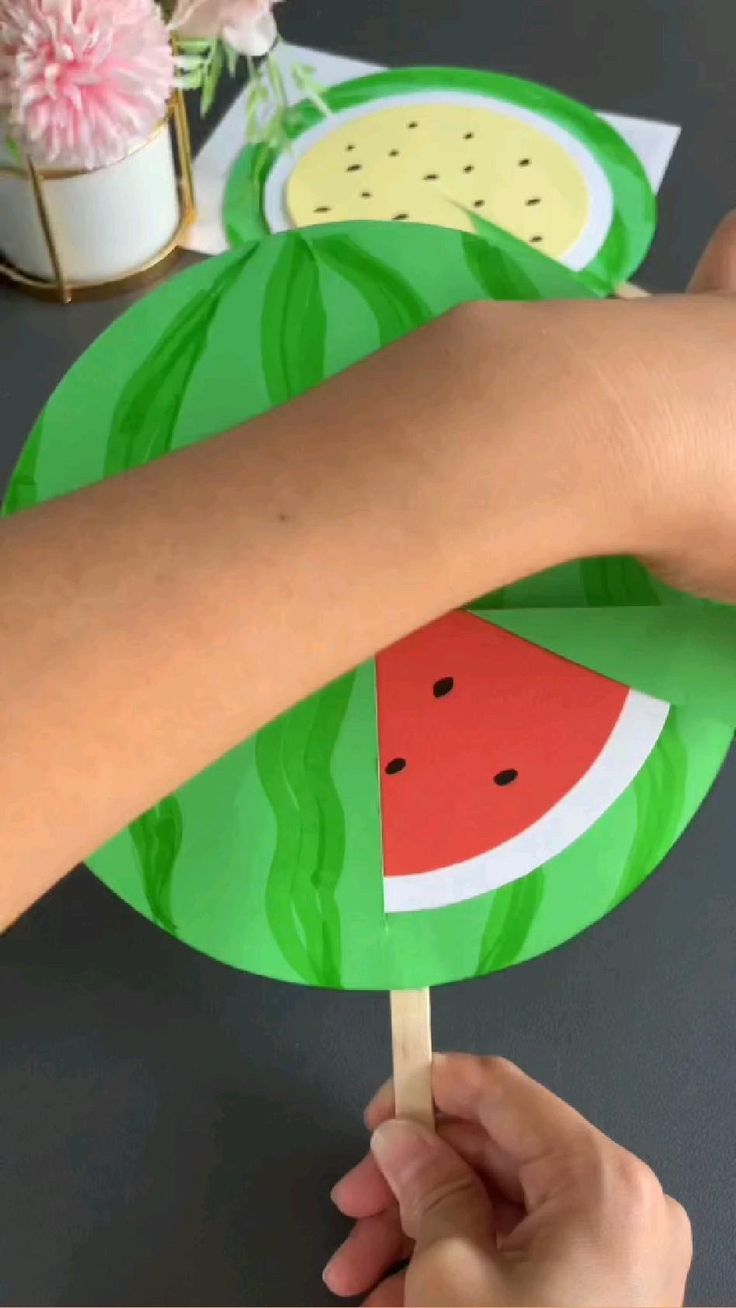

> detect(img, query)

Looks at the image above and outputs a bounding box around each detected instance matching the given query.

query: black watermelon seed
[423,172,439,181]
[385,757,407,775]
[526,197,542,206]
[389,149,400,157]
[346,163,363,172]
[433,676,455,698]
[314,205,331,213]
[463,164,475,173]
[473,199,485,208]
[392,212,409,221]
[519,157,531,166]
[494,769,519,787]
[464,131,475,140]
[530,235,543,244]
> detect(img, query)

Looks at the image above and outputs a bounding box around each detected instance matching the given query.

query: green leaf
[267,52,288,110]
[177,70,204,90]
[176,38,216,54]
[200,40,224,115]
[224,43,239,78]
[290,63,330,118]
[5,137,22,165]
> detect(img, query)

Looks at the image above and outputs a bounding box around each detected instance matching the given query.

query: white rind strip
[384,689,669,914]
[264,87,615,271]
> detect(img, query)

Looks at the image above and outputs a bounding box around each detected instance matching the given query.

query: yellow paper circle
[286,102,592,258]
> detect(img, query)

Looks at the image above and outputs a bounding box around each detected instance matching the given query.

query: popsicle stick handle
[390,988,434,1129]
[615,281,650,299]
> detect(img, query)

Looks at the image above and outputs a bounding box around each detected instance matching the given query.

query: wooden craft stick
[615,281,650,299]
[390,988,434,1129]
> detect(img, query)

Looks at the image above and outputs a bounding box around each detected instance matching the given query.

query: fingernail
[322,1250,339,1290]
[370,1118,434,1189]
[329,1173,349,1205]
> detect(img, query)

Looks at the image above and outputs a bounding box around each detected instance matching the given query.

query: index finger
[365,1078,394,1131]
[432,1053,602,1181]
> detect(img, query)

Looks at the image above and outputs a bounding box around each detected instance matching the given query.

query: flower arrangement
[171,0,328,149]
[0,0,322,179]
[0,0,175,170]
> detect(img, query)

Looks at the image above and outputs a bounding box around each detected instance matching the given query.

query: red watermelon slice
[376,612,669,913]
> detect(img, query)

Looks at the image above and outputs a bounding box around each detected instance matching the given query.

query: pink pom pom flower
[0,0,175,171]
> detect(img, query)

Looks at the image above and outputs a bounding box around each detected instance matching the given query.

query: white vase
[0,103,193,296]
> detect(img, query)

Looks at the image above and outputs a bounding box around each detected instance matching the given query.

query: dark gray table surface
[1,2,735,1304]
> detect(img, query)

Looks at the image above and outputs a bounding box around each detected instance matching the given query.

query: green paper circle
[5,224,728,991]
[224,67,657,294]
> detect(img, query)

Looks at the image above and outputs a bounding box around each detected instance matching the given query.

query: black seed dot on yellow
[423,173,439,181]
[389,149,400,157]
[464,131,475,139]
[392,212,409,221]
[530,235,543,244]
[473,199,485,208]
[385,757,407,775]
[314,206,331,213]
[346,163,362,172]
[346,143,356,151]
[519,157,531,166]
[360,190,372,198]
[463,164,475,173]
[494,768,519,787]
[526,197,542,206]
[408,120,419,128]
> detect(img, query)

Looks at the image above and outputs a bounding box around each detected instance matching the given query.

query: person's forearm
[0,301,631,923]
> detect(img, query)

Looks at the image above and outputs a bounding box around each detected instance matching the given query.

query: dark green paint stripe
[3,414,44,516]
[475,868,545,975]
[104,251,256,478]
[609,713,687,910]
[260,233,327,407]
[314,234,434,345]
[257,672,355,987]
[463,217,597,302]
[580,556,661,607]
[129,795,184,934]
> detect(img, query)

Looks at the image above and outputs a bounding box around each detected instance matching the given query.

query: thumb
[371,1117,496,1250]
[689,210,736,292]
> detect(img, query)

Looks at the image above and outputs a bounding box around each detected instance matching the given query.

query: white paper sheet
[186,43,680,257]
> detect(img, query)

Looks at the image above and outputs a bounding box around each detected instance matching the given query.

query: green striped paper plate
[224,67,657,296]
[5,223,729,989]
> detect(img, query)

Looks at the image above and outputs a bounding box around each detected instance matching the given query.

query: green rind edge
[224,65,656,290]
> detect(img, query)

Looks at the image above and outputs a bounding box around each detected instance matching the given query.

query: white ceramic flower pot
[0,117,184,289]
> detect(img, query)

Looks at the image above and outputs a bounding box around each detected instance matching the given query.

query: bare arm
[2,218,735,923]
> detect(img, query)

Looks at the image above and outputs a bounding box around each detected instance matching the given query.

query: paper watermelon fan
[224,67,657,295]
[5,223,731,993]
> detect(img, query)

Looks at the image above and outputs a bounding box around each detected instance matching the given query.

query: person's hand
[325,1055,691,1307]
